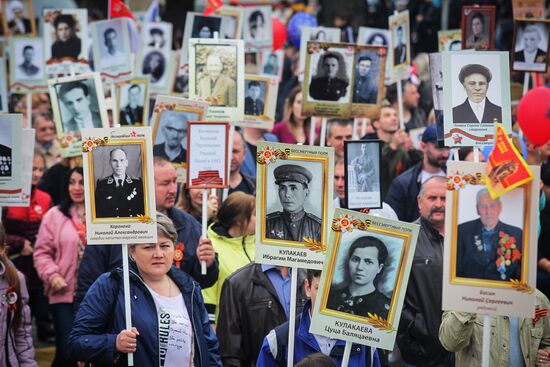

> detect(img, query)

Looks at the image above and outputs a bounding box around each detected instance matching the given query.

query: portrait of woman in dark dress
[51,14,81,60]
[327,236,391,319]
[142,50,166,84]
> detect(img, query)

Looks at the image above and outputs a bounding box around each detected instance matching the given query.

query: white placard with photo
[9,37,48,93]
[236,74,279,130]
[0,114,23,196]
[186,122,229,189]
[0,129,34,206]
[242,6,273,49]
[90,18,133,81]
[82,127,158,245]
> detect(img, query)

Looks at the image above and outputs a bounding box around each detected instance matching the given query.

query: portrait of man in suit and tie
[57,80,102,133]
[17,45,39,78]
[393,25,407,66]
[197,53,237,107]
[244,80,265,116]
[452,63,502,124]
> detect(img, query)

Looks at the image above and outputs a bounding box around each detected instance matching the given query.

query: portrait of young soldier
[265,164,322,242]
[94,147,145,219]
[309,51,349,102]
[17,44,39,77]
[244,80,264,116]
[393,25,407,66]
[120,84,144,126]
[452,64,502,124]
[353,55,378,104]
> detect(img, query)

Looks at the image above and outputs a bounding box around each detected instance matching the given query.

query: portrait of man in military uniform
[351,143,376,192]
[456,188,523,281]
[265,164,322,243]
[244,80,265,116]
[308,51,350,102]
[94,147,145,219]
[119,83,145,126]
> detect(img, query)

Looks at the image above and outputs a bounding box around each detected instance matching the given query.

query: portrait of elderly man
[51,14,81,59]
[197,54,237,107]
[456,188,523,281]
[514,24,548,71]
[452,64,502,124]
[100,27,125,68]
[309,51,349,102]
[120,84,144,126]
[153,110,187,164]
[327,236,391,319]
[95,148,144,218]
[6,0,32,35]
[244,80,264,116]
[17,45,39,77]
[266,164,322,242]
[353,55,377,104]
[393,25,407,66]
[465,12,489,50]
[58,81,102,132]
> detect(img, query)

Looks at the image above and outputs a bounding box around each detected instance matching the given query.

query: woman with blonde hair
[202,192,256,323]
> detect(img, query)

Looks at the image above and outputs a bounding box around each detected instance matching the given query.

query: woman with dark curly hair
[142,50,166,84]
[326,236,391,319]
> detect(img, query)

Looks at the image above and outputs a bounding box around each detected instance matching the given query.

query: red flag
[485,124,533,199]
[203,0,224,16]
[109,0,136,21]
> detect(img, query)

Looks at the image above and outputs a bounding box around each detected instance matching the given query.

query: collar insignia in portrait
[174,242,185,269]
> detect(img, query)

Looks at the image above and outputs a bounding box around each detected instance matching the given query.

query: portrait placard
[90,18,133,81]
[389,10,411,82]
[512,0,545,19]
[351,45,387,118]
[180,12,224,73]
[358,27,392,86]
[0,114,22,194]
[0,128,34,206]
[461,6,496,51]
[344,140,382,210]
[141,21,172,52]
[49,72,109,158]
[298,26,341,81]
[438,29,462,52]
[302,42,354,118]
[442,51,511,147]
[186,121,229,189]
[214,5,244,39]
[429,53,445,147]
[82,127,157,245]
[150,95,209,183]
[0,58,8,112]
[242,6,273,49]
[255,142,334,270]
[43,9,90,75]
[116,78,150,127]
[443,161,538,318]
[1,0,36,37]
[511,19,549,73]
[236,74,278,130]
[260,49,284,81]
[9,37,47,93]
[137,46,174,94]
[310,208,419,350]
[189,38,244,121]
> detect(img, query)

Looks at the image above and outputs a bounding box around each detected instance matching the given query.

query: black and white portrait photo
[345,141,381,209]
[362,30,389,47]
[512,20,550,72]
[264,162,323,243]
[92,145,145,219]
[118,81,147,126]
[325,233,402,320]
[14,40,43,80]
[308,50,352,102]
[173,73,189,95]
[195,44,238,107]
[1,0,35,36]
[141,50,167,84]
[192,15,222,39]
[153,109,197,164]
[352,51,381,104]
[392,24,408,66]
[141,21,172,52]
[54,78,103,132]
[454,185,524,282]
[245,51,260,74]
[49,13,82,60]
[452,62,502,124]
[244,79,266,116]
[92,18,130,70]
[215,6,243,39]
[0,118,13,177]
[429,53,445,145]
[243,6,272,48]
[262,52,280,76]
[462,7,495,51]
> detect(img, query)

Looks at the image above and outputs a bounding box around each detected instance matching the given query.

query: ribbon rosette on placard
[153,103,175,114]
[82,137,97,152]
[332,214,353,232]
[447,171,465,191]
[257,146,290,165]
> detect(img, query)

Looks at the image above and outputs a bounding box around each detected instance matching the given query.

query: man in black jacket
[217,263,308,367]
[397,176,454,366]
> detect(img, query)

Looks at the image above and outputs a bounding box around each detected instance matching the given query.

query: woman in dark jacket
[67,212,221,366]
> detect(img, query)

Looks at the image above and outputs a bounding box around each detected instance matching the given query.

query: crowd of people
[1,0,550,366]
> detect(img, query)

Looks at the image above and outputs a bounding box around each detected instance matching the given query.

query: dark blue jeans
[50,302,75,367]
